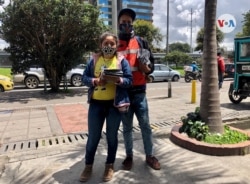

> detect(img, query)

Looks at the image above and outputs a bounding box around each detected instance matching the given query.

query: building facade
[119,0,153,22]
[89,0,153,27]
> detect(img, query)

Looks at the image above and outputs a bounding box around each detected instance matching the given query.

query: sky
[152,0,250,52]
[0,0,249,51]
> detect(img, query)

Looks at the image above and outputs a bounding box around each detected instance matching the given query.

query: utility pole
[112,0,117,34]
[190,8,193,53]
[166,0,169,55]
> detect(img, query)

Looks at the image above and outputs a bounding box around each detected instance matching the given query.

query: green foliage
[0,0,106,92]
[179,107,209,141]
[165,51,192,67]
[204,125,249,144]
[180,108,249,144]
[236,10,250,37]
[169,42,190,53]
[195,27,224,51]
[133,19,163,50]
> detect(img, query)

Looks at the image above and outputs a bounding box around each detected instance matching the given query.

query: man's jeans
[121,92,153,156]
[218,72,224,89]
[85,101,121,164]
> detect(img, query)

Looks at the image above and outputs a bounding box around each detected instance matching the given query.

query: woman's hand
[102,75,121,84]
[94,77,107,86]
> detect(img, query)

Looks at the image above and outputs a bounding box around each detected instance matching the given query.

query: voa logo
[217,14,236,33]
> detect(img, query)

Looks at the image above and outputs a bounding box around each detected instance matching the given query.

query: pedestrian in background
[117,8,161,171]
[80,31,132,182]
[217,51,225,89]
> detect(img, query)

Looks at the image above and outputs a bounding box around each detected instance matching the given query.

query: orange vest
[118,37,146,86]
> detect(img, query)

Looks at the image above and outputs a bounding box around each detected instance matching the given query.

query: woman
[80,32,132,182]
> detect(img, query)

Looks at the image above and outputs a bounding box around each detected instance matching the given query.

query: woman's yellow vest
[92,55,119,100]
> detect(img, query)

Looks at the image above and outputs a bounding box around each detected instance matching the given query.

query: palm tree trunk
[200,0,223,133]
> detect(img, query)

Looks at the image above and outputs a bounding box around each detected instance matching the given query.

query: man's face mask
[119,23,134,34]
[102,46,116,56]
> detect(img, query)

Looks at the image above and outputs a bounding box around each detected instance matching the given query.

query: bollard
[191,80,196,103]
[168,80,172,98]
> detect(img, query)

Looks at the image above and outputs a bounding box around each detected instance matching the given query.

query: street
[1,78,250,184]
[0,78,236,110]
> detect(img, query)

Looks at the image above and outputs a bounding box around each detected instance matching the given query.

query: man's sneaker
[79,164,93,182]
[103,164,114,182]
[122,156,133,170]
[146,156,161,170]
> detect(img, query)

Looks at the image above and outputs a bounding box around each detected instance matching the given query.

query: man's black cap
[118,8,136,21]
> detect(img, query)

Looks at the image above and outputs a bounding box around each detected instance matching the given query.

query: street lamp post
[166,0,169,55]
[166,0,172,98]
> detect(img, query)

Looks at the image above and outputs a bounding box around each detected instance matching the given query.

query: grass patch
[0,67,12,78]
[176,69,184,76]
[204,125,249,144]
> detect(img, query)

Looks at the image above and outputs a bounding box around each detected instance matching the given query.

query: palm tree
[199,0,223,133]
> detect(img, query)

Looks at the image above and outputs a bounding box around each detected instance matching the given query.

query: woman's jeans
[85,100,121,165]
[121,92,153,156]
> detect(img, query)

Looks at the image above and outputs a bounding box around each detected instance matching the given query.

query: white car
[13,64,85,89]
[148,64,180,82]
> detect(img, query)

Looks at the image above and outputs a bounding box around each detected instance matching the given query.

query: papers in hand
[103,69,123,77]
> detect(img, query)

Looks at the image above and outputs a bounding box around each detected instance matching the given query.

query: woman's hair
[99,31,118,46]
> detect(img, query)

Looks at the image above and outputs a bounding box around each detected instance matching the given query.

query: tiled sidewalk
[54,104,88,133]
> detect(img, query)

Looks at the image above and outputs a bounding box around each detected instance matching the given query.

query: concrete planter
[170,124,250,156]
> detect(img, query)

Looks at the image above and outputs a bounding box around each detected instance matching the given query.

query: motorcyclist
[190,61,200,78]
[191,61,199,73]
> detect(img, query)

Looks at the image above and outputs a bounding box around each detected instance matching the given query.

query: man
[190,61,200,79]
[191,61,199,73]
[217,51,225,89]
[117,8,161,170]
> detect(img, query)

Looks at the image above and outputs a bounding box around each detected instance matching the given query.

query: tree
[200,0,223,133]
[164,51,192,67]
[169,42,191,53]
[133,19,163,51]
[236,10,250,37]
[195,27,224,51]
[0,0,106,92]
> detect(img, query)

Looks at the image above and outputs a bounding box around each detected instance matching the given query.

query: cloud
[0,39,8,50]
[0,0,249,51]
[153,0,250,51]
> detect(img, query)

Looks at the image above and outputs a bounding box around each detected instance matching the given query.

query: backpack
[135,36,155,74]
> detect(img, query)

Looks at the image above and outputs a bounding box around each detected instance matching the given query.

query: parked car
[13,64,86,89]
[0,75,14,92]
[148,64,180,82]
[224,63,235,78]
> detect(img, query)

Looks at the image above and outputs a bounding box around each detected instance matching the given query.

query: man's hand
[138,62,151,74]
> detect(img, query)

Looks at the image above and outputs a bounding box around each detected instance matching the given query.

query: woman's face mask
[101,36,117,57]
[119,23,134,34]
[102,46,116,57]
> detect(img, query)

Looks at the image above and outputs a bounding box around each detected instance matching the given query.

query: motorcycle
[184,70,202,83]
